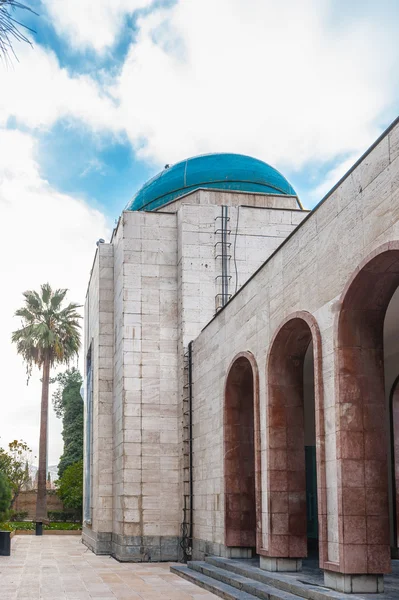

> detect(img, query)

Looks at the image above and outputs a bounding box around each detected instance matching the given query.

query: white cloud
[0,42,121,132]
[0,128,111,465]
[112,0,399,181]
[44,0,152,52]
[80,157,108,178]
[3,0,399,201]
[310,154,360,201]
[1,0,399,465]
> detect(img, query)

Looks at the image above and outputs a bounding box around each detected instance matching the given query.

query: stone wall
[191,119,399,577]
[13,491,64,519]
[83,185,307,561]
[82,242,114,554]
[110,210,181,561]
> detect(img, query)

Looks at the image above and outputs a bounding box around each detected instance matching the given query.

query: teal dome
[127,153,296,211]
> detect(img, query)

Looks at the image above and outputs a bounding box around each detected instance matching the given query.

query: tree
[0,470,12,522]
[23,460,31,490]
[0,440,33,504]
[57,459,83,518]
[12,284,81,525]
[52,368,83,478]
[0,1,35,62]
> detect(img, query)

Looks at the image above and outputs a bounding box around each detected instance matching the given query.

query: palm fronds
[12,283,82,382]
[0,0,36,63]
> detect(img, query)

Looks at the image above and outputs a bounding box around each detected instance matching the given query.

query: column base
[324,572,384,593]
[225,547,254,559]
[260,557,302,572]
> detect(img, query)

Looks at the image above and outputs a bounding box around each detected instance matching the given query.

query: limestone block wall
[175,199,307,554]
[83,183,309,561]
[225,204,306,296]
[83,243,114,554]
[111,210,180,561]
[191,120,399,571]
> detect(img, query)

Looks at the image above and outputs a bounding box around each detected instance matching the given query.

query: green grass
[1,521,82,531]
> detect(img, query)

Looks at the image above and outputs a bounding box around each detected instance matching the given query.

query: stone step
[204,557,319,600]
[203,557,366,600]
[188,561,305,600]
[170,564,256,600]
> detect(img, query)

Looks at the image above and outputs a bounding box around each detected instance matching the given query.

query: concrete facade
[191,120,399,590]
[83,188,304,561]
[84,119,399,592]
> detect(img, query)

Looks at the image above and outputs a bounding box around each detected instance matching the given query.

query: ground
[0,536,219,600]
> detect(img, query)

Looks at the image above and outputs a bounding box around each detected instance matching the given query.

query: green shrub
[56,460,83,518]
[44,522,81,531]
[0,470,12,521]
[4,520,81,531]
[9,510,29,522]
[47,510,80,523]
[7,521,34,530]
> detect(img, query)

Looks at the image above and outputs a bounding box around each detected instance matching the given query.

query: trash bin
[0,530,11,556]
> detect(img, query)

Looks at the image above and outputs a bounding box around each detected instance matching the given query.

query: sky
[0,0,399,467]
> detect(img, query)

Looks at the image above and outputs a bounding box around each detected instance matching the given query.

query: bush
[5,521,81,531]
[47,510,80,523]
[44,522,81,531]
[56,460,83,518]
[7,521,34,531]
[0,470,12,521]
[9,510,28,522]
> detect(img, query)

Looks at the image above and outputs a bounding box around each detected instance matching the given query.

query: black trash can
[35,522,43,536]
[0,530,11,556]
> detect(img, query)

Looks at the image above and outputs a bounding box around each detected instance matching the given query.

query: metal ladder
[180,342,193,561]
[215,206,232,312]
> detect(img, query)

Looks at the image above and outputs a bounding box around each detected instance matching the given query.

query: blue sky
[10,0,159,220]
[6,0,399,219]
[1,0,399,464]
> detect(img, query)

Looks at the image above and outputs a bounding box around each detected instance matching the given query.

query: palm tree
[0,0,35,62]
[12,284,81,532]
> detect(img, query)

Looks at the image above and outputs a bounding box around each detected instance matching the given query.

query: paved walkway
[0,535,219,600]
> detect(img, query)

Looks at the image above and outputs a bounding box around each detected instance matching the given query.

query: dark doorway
[304,342,318,556]
[224,356,256,549]
[389,376,399,556]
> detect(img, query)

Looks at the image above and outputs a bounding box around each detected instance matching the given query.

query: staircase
[171,556,353,600]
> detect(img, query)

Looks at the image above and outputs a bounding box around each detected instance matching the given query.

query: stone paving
[0,536,219,600]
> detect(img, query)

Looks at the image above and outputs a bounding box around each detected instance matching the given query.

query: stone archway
[335,243,399,582]
[224,353,259,552]
[264,312,325,572]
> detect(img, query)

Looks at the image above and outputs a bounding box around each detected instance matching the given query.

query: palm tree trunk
[36,357,50,524]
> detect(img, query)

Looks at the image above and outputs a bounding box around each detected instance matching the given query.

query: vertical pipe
[188,341,193,549]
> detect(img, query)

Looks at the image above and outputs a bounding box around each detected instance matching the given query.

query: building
[83,118,399,593]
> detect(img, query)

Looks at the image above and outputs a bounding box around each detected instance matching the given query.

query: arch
[335,242,399,575]
[265,312,326,566]
[224,351,260,550]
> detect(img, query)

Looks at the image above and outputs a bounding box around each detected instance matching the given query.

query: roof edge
[199,114,399,334]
